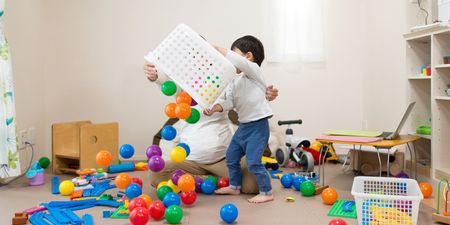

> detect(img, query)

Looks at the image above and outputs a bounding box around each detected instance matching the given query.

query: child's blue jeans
[226,117,272,195]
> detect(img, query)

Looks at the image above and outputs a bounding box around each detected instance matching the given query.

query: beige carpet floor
[0,164,436,225]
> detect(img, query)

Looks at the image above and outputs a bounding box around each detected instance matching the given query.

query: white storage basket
[351,176,423,225]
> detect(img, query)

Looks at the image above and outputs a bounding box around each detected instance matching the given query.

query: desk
[316,135,421,187]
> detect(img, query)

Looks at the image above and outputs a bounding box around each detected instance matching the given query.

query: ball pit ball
[171,169,185,185]
[176,143,191,157]
[419,182,433,198]
[175,103,192,120]
[201,179,216,195]
[59,180,75,196]
[300,181,316,197]
[132,177,143,189]
[194,177,203,193]
[157,181,168,190]
[280,174,294,188]
[139,194,152,206]
[126,183,143,199]
[95,150,112,166]
[129,197,148,212]
[148,155,165,172]
[170,146,187,163]
[180,190,197,205]
[178,174,195,192]
[146,145,162,158]
[185,108,200,124]
[119,144,135,159]
[321,187,338,205]
[190,99,198,106]
[163,192,181,207]
[157,185,173,200]
[164,205,183,224]
[129,206,149,225]
[220,203,238,224]
[149,201,166,220]
[293,176,306,191]
[161,125,177,141]
[218,177,230,189]
[167,179,181,193]
[176,91,192,105]
[328,218,348,225]
[396,171,409,179]
[165,103,177,118]
[161,81,177,96]
[205,175,218,187]
[115,173,132,189]
[38,157,50,169]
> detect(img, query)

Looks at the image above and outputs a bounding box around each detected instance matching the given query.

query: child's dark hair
[231,35,265,66]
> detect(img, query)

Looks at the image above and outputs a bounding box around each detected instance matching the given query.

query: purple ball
[148,155,165,172]
[171,169,185,185]
[194,177,203,193]
[190,99,198,106]
[396,171,409,179]
[146,145,162,159]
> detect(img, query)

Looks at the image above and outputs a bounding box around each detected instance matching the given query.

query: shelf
[435,64,450,69]
[408,76,431,80]
[409,132,432,140]
[435,168,450,181]
[435,96,450,101]
[406,159,431,178]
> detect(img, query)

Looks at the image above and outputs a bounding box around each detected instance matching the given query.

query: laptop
[379,102,416,140]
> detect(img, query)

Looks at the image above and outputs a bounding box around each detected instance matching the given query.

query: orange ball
[139,194,153,206]
[321,187,338,205]
[165,103,177,118]
[96,150,112,166]
[176,92,192,105]
[419,182,433,198]
[115,173,132,189]
[175,103,192,119]
[177,174,195,192]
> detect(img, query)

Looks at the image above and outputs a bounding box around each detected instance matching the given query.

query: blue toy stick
[29,212,51,225]
[82,214,95,225]
[44,213,65,225]
[62,209,83,225]
[47,208,70,224]
[51,176,60,194]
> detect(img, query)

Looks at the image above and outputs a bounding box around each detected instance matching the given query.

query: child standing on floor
[203,35,273,203]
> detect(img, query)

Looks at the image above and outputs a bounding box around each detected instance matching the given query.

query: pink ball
[146,145,162,159]
[148,155,165,172]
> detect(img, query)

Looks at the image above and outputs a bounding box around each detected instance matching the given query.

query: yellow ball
[167,179,181,193]
[170,146,187,163]
[157,181,168,190]
[59,180,75,196]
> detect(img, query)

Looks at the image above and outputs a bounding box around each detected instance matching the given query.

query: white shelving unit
[404,27,450,181]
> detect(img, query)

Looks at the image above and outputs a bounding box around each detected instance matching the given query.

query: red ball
[328,219,348,225]
[149,200,166,220]
[180,190,197,205]
[218,177,230,189]
[132,177,143,189]
[129,197,148,212]
[129,207,149,225]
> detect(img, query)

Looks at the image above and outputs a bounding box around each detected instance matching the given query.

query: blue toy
[119,144,135,159]
[220,203,238,224]
[177,143,191,156]
[343,200,355,212]
[280,173,294,188]
[163,192,181,207]
[82,214,94,225]
[201,180,216,195]
[162,125,177,141]
[108,162,135,173]
[125,183,142,199]
[292,176,306,191]
[52,176,60,194]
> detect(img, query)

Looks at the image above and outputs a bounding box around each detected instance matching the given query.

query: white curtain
[263,0,325,63]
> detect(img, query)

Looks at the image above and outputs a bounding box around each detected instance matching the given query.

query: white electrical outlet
[28,127,35,145]
[19,130,28,149]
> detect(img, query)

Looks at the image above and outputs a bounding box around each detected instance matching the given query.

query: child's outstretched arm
[203,104,224,116]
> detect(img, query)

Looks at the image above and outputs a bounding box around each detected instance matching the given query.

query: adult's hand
[143,62,158,82]
[266,85,279,101]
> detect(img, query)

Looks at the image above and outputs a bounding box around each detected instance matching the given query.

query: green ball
[157,185,173,200]
[185,108,200,124]
[205,175,218,187]
[164,205,183,224]
[161,81,177,96]
[300,181,315,197]
[38,157,50,169]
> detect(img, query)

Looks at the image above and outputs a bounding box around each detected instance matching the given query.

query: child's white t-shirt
[216,50,273,123]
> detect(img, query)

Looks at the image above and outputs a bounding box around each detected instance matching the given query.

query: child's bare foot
[215,186,240,195]
[248,194,274,203]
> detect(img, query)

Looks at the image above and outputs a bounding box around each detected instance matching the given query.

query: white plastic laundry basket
[145,24,236,108]
[351,176,423,225]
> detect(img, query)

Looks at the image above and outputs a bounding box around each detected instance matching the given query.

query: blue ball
[177,143,191,156]
[163,192,181,207]
[162,125,177,141]
[292,176,306,191]
[119,144,134,159]
[220,203,238,224]
[280,174,293,188]
[201,180,216,195]
[125,183,142,199]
